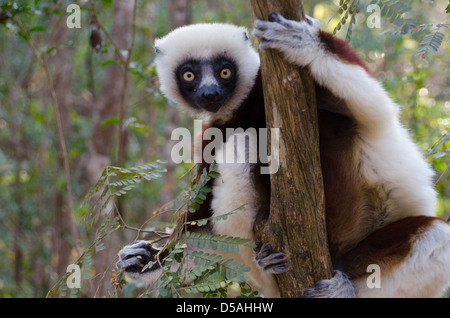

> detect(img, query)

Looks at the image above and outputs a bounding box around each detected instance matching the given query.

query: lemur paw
[253,12,321,66]
[301,270,356,298]
[116,241,161,274]
[254,241,288,274]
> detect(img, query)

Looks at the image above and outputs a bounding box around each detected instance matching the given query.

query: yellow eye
[183,71,195,82]
[220,68,232,79]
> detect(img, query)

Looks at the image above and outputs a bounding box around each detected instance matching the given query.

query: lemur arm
[253,12,450,298]
[253,13,398,135]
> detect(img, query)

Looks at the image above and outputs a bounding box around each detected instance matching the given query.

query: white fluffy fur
[154,23,260,124]
[211,131,280,297]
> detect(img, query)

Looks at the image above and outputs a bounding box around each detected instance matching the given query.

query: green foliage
[425,131,450,160]
[47,160,167,298]
[332,0,361,41]
[83,161,166,224]
[333,0,449,57]
[124,163,260,298]
[416,24,448,57]
[184,232,254,253]
[371,0,414,32]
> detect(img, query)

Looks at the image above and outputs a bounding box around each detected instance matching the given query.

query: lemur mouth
[200,101,224,113]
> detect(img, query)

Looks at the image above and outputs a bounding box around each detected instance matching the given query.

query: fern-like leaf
[416,25,448,57]
[184,231,255,253]
[82,160,166,223]
[333,0,360,42]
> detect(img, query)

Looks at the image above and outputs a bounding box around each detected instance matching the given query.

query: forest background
[0,0,449,297]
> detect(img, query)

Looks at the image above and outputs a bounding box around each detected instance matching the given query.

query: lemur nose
[202,92,218,101]
[201,87,220,101]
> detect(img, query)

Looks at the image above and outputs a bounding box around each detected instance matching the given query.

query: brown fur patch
[335,216,441,279]
[319,31,374,78]
[317,108,363,257]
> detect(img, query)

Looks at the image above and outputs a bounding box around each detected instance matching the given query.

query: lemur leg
[303,216,450,298]
[253,12,398,134]
[211,131,286,297]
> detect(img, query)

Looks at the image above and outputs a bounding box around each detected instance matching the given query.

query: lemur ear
[243,31,249,41]
[155,46,161,55]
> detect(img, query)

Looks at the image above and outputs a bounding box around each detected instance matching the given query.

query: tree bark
[250,0,333,297]
[82,0,137,296]
[84,0,135,186]
[47,14,80,276]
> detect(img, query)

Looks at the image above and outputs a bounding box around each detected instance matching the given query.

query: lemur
[117,13,450,297]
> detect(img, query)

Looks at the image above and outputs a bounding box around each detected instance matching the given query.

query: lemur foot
[301,270,356,298]
[116,241,161,274]
[254,241,288,274]
[253,12,321,66]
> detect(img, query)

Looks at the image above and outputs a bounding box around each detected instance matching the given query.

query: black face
[175,57,238,113]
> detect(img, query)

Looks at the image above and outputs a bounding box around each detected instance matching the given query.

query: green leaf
[191,202,200,210]
[128,122,151,136]
[30,25,46,32]
[100,117,119,126]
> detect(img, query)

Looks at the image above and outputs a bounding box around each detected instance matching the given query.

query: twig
[87,0,126,62]
[116,0,138,167]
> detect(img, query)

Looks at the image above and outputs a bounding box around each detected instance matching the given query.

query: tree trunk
[47,14,80,277]
[82,0,137,296]
[250,0,333,297]
[84,0,136,186]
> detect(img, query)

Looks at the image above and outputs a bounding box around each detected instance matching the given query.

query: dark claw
[253,239,263,253]
[268,12,280,23]
[255,242,274,261]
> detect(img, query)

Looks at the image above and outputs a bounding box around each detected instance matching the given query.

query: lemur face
[154,23,260,123]
[176,57,238,113]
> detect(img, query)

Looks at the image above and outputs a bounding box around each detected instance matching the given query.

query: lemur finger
[264,262,289,274]
[253,20,287,39]
[119,247,153,261]
[256,251,287,269]
[305,15,321,28]
[301,271,355,298]
[268,12,293,29]
[254,242,273,261]
[118,241,157,260]
[253,239,263,253]
[258,40,276,51]
[116,257,142,270]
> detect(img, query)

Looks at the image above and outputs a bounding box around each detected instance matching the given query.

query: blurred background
[0,0,448,297]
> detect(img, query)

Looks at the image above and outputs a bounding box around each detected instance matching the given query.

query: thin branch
[116,0,138,167]
[87,0,126,62]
